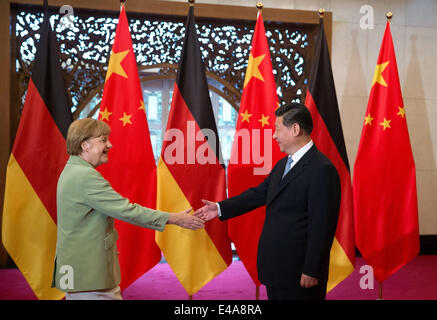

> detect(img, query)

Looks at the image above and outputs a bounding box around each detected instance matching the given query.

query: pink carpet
[0,256,436,300]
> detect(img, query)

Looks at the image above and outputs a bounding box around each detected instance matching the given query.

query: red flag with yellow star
[353,21,419,283]
[227,11,285,287]
[97,5,160,290]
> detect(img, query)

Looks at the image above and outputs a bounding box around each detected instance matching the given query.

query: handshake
[166,200,219,230]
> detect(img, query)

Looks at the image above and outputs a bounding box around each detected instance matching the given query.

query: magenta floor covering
[0,256,436,300]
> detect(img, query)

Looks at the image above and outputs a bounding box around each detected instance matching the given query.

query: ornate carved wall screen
[12,3,326,120]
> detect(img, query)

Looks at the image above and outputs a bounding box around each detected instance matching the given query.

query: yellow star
[139,100,146,112]
[105,49,130,81]
[397,106,406,118]
[258,114,270,127]
[99,107,112,122]
[364,114,374,126]
[372,61,390,88]
[243,54,266,88]
[379,117,391,131]
[240,109,253,123]
[119,112,133,127]
[275,102,280,110]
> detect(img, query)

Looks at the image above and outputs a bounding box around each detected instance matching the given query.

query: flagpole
[254,0,264,301]
[375,14,391,301]
[318,7,325,18]
[386,11,393,23]
[375,14,392,302]
[256,1,263,18]
[120,0,126,11]
[377,12,393,302]
[187,0,195,302]
[378,282,383,300]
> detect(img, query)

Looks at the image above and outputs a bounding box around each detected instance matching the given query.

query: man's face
[273,116,297,154]
[81,135,112,167]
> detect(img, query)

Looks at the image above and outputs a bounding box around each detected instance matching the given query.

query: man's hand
[300,274,318,288]
[167,208,205,230]
[193,199,218,222]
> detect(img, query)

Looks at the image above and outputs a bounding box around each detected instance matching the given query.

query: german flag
[304,18,355,292]
[156,5,232,295]
[2,2,72,300]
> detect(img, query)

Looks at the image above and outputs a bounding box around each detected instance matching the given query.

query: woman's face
[81,135,112,167]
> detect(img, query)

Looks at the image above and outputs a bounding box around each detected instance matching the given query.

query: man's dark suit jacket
[219,145,341,289]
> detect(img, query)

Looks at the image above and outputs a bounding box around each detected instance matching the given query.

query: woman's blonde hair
[66,118,111,155]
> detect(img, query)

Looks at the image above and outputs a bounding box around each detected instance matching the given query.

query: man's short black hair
[275,102,313,135]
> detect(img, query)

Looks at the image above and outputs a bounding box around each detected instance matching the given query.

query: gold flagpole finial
[386,12,393,21]
[256,2,264,10]
[120,0,126,10]
[188,0,195,7]
[318,8,325,18]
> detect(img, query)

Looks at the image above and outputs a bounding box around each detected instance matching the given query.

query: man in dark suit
[194,102,341,300]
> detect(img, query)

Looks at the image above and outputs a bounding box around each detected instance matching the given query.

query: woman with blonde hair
[52,118,204,300]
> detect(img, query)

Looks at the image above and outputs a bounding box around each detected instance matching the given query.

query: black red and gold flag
[156,5,232,295]
[304,18,355,292]
[2,1,72,300]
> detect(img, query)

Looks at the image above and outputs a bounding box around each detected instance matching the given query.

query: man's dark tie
[282,156,293,180]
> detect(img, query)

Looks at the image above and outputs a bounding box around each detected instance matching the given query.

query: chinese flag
[304,19,355,292]
[97,5,160,290]
[156,5,232,295]
[2,1,71,300]
[227,11,285,287]
[353,21,419,283]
